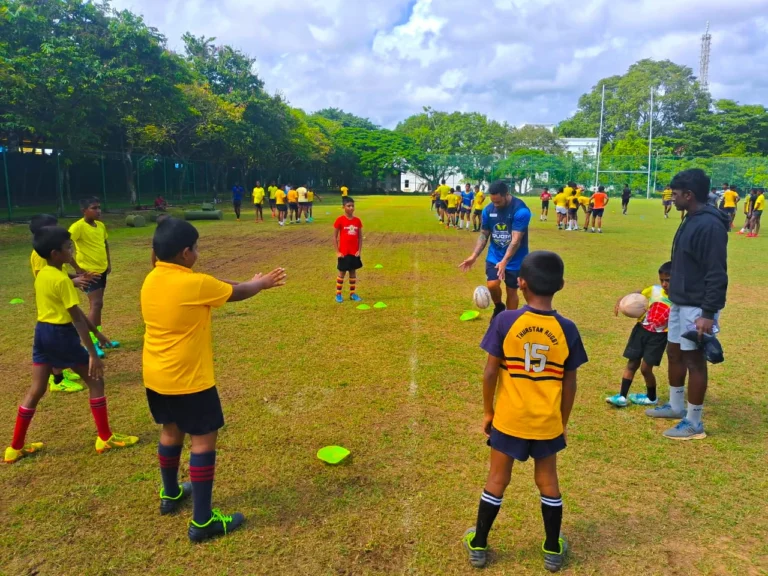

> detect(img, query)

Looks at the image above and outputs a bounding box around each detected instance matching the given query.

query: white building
[401,171,488,193]
[560,137,599,157]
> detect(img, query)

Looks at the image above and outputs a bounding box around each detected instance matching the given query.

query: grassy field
[0,196,766,576]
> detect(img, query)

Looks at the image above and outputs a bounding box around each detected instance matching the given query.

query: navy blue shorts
[485,261,519,289]
[489,427,566,462]
[33,322,90,368]
[591,208,604,217]
[83,271,107,294]
[146,386,224,436]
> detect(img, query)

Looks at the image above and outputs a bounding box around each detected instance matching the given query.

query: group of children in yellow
[431,180,487,231]
[247,181,324,226]
[543,182,609,233]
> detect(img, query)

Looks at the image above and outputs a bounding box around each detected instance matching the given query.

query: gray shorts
[668,304,720,351]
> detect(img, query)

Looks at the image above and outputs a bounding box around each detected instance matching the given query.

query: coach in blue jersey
[460,180,532,319]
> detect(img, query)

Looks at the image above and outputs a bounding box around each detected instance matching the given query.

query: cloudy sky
[111,0,768,128]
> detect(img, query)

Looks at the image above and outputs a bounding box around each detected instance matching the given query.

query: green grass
[0,196,766,575]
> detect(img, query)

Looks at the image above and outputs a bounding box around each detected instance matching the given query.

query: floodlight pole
[646,88,654,199]
[594,84,605,189]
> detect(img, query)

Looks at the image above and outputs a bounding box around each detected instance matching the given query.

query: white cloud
[110,0,768,127]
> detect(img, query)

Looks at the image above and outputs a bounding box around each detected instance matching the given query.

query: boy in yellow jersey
[29,214,101,392]
[252,180,265,222]
[141,217,286,541]
[340,185,349,198]
[275,186,287,226]
[748,189,764,237]
[307,188,321,222]
[472,184,485,232]
[739,188,757,234]
[435,179,453,224]
[578,194,592,231]
[565,190,580,231]
[287,185,299,224]
[721,185,740,229]
[445,186,461,228]
[69,197,117,356]
[553,187,568,230]
[5,226,138,464]
[462,251,587,571]
[607,262,671,407]
[268,182,278,218]
[661,186,673,218]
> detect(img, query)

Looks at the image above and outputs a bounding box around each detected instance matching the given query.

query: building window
[404,179,410,189]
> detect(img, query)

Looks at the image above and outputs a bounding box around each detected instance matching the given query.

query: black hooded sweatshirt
[669,204,729,319]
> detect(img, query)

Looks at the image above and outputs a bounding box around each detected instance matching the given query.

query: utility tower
[700,21,711,90]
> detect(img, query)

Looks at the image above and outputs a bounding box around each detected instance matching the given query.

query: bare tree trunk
[64,164,72,205]
[123,149,137,205]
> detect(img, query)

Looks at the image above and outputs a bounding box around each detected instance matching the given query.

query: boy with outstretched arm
[334,197,363,303]
[5,226,138,463]
[606,261,672,407]
[141,217,286,542]
[462,251,588,572]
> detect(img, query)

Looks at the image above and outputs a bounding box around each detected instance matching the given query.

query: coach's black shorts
[541,200,550,209]
[146,386,224,436]
[277,204,287,212]
[337,255,363,272]
[485,261,518,289]
[623,323,668,367]
[489,427,566,462]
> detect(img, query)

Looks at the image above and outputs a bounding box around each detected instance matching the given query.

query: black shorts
[473,209,483,217]
[485,261,518,289]
[460,206,471,214]
[437,200,447,210]
[299,202,309,209]
[233,200,242,208]
[338,255,363,272]
[591,208,604,217]
[568,208,578,217]
[146,386,224,436]
[541,201,550,209]
[623,197,631,204]
[723,207,735,215]
[623,323,668,367]
[289,202,299,211]
[754,210,763,221]
[254,202,263,207]
[269,199,276,208]
[33,322,90,368]
[489,427,566,462]
[447,207,457,214]
[277,204,287,212]
[84,271,108,294]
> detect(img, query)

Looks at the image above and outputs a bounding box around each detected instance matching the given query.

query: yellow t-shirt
[35,265,81,324]
[297,187,308,202]
[662,188,673,201]
[268,186,277,200]
[436,184,452,201]
[579,196,591,208]
[722,190,739,208]
[754,194,765,211]
[446,194,460,209]
[553,193,567,207]
[567,194,580,209]
[473,191,485,210]
[141,262,234,395]
[31,250,73,278]
[287,189,298,203]
[563,186,574,197]
[68,219,108,273]
[307,191,315,202]
[275,190,286,205]
[252,187,265,204]
[341,186,349,197]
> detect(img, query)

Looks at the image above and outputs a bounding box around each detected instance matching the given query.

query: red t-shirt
[334,216,363,255]
[540,192,552,201]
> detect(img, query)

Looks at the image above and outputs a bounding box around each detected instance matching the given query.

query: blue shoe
[663,418,706,440]
[461,527,488,568]
[350,294,362,302]
[543,535,568,572]
[335,294,343,304]
[645,403,685,419]
[160,482,192,515]
[629,393,658,406]
[605,394,628,407]
[188,509,245,543]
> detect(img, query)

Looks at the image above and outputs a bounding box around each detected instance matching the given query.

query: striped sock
[190,451,216,524]
[11,406,36,450]
[349,278,357,294]
[336,276,344,296]
[471,490,503,548]
[158,443,182,498]
[89,396,112,441]
[541,494,563,553]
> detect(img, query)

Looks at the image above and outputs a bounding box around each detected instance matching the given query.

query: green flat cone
[356,304,371,310]
[317,445,350,465]
[374,264,384,269]
[373,302,387,309]
[460,310,480,322]
[9,298,24,305]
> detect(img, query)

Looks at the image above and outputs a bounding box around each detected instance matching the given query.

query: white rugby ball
[619,293,649,319]
[473,286,492,309]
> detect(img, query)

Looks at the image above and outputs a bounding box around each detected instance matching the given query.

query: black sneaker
[159,482,192,515]
[188,509,245,543]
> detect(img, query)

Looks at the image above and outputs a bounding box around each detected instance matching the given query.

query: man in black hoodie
[646,169,728,440]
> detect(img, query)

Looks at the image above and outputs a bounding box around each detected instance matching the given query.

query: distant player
[287,185,299,224]
[471,185,485,232]
[445,186,460,228]
[589,186,609,233]
[275,186,287,227]
[307,188,321,222]
[459,180,531,318]
[621,184,631,215]
[5,226,138,464]
[334,197,363,303]
[606,261,672,407]
[69,197,116,358]
[460,184,474,230]
[662,186,673,218]
[252,181,265,223]
[141,217,285,541]
[565,189,579,231]
[430,188,437,212]
[436,179,452,224]
[268,182,278,218]
[721,185,739,230]
[553,187,568,230]
[540,188,552,221]
[340,185,349,198]
[297,184,309,223]
[461,251,588,571]
[231,182,244,221]
[738,189,757,234]
[747,189,764,238]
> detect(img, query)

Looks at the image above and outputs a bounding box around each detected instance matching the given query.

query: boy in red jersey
[334,197,364,304]
[539,188,552,221]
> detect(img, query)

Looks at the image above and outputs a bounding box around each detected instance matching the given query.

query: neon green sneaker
[49,375,84,393]
[160,482,192,515]
[62,369,81,381]
[188,509,245,543]
[543,535,568,572]
[95,432,139,454]
[462,527,488,568]
[4,442,44,464]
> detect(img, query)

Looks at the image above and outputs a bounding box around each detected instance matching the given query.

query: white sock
[669,386,685,412]
[687,403,703,425]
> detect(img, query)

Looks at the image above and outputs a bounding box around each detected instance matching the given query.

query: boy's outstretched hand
[255,267,287,290]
